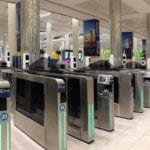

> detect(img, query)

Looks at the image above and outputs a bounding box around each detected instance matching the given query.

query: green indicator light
[64,112,67,150]
[7,122,10,150]
[0,124,1,150]
[58,104,67,150]
[58,110,62,150]
[91,104,95,135]
[88,104,95,139]
[88,105,91,138]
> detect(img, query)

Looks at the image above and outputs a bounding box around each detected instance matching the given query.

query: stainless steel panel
[114,103,120,115]
[80,77,94,143]
[96,95,114,131]
[14,111,45,147]
[86,70,134,119]
[28,70,95,143]
[45,78,66,150]
[14,72,67,150]
[118,73,133,119]
[66,76,94,143]
[144,81,150,107]
[134,72,144,113]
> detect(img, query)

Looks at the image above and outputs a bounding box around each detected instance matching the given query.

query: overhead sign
[122,32,133,59]
[84,19,100,56]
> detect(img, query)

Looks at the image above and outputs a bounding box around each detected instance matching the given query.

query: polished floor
[12,108,150,150]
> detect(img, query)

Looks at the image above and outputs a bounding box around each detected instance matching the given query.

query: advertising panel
[16,2,21,52]
[84,19,100,56]
[122,32,133,59]
[142,39,146,58]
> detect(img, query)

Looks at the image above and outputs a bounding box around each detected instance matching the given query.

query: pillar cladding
[147,14,150,58]
[3,34,7,60]
[110,0,122,67]
[72,18,79,57]
[8,3,17,56]
[65,34,70,49]
[21,0,40,64]
[46,22,52,56]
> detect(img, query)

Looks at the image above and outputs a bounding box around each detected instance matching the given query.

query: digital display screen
[63,50,73,61]
[99,76,106,82]
[70,52,73,59]
[64,51,69,59]
[78,53,82,60]
[84,19,100,56]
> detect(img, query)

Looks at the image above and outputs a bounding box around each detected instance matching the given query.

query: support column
[147,14,150,58]
[110,0,122,67]
[133,37,138,61]
[72,18,79,57]
[21,0,40,64]
[61,41,65,50]
[64,34,70,49]
[46,22,52,55]
[8,3,17,57]
[2,34,7,61]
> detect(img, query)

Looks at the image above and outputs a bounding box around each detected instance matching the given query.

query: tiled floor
[12,108,150,150]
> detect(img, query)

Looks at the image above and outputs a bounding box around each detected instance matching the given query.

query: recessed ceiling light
[40,12,51,18]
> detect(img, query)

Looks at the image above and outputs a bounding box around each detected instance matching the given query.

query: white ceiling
[44,0,150,38]
[0,0,150,41]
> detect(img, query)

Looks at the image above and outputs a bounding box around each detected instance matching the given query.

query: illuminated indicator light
[91,104,95,135]
[88,105,91,138]
[58,103,67,150]
[0,124,1,150]
[64,112,67,150]
[58,109,62,150]
[7,122,10,150]
[88,104,95,139]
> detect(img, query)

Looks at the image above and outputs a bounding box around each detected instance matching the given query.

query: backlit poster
[16,2,21,52]
[84,19,100,56]
[142,39,146,58]
[122,32,133,59]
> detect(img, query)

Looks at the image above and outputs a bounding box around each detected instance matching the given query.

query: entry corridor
[12,108,150,150]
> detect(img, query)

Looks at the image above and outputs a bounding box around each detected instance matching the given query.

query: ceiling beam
[0,0,19,3]
[122,0,150,14]
[122,13,146,20]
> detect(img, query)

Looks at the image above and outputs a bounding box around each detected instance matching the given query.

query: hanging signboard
[122,32,133,59]
[84,19,100,56]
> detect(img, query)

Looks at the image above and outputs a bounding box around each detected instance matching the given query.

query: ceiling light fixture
[40,12,51,18]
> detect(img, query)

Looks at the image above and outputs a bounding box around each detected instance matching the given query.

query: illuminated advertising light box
[84,19,100,56]
[16,2,21,52]
[142,39,146,58]
[122,32,133,59]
